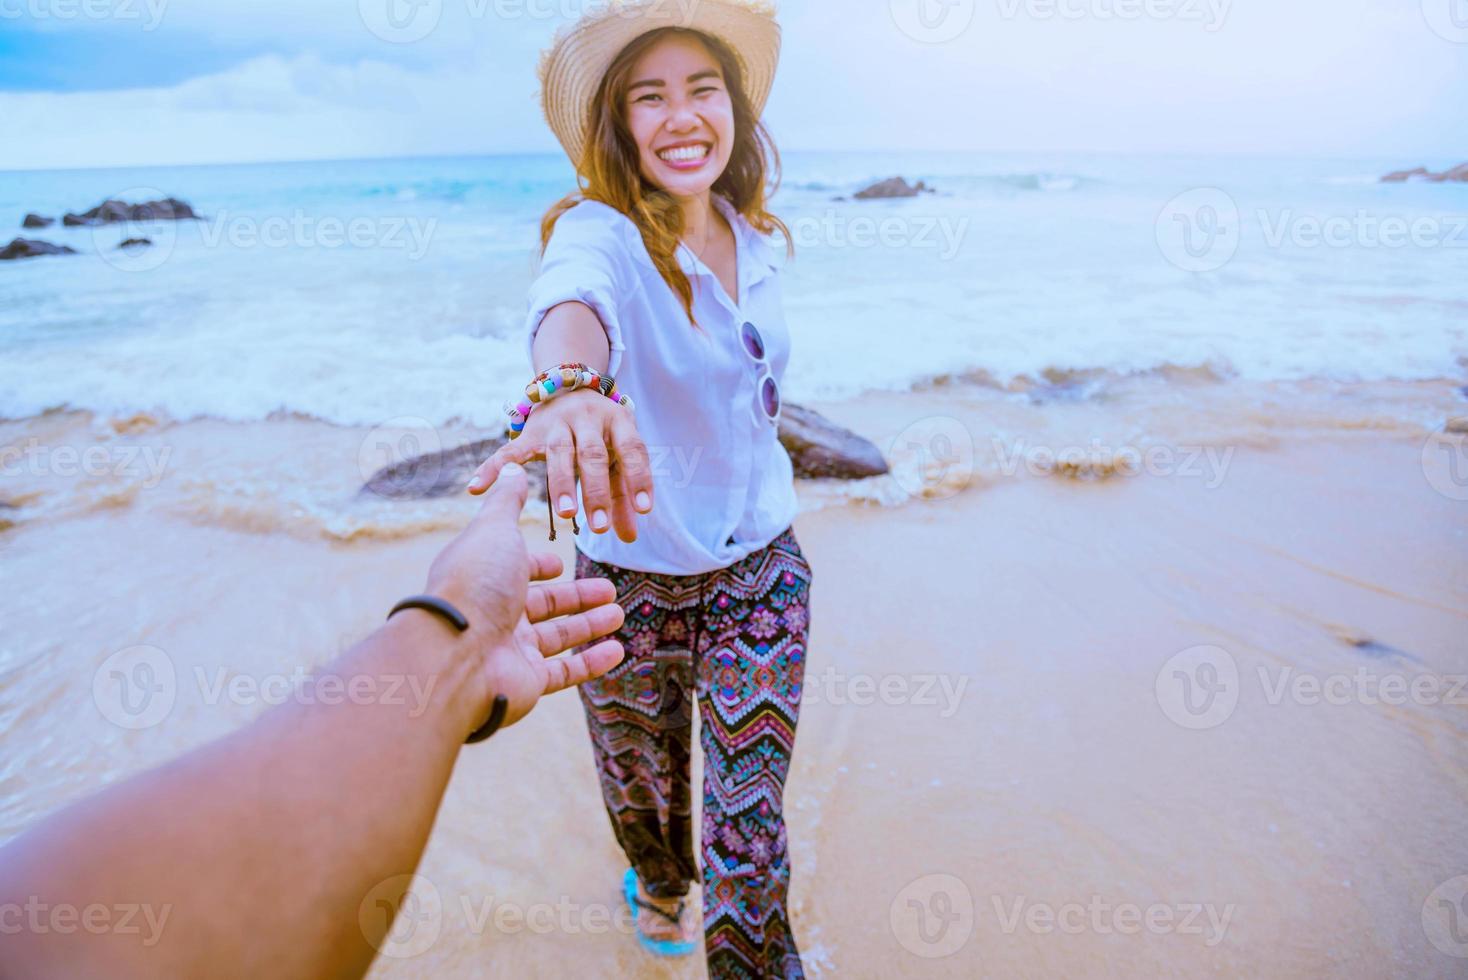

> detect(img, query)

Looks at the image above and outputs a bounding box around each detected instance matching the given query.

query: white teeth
[658,144,709,164]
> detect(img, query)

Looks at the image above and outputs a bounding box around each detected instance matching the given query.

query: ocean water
[0,150,1465,426]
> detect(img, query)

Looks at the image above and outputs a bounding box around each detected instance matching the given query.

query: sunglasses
[741,320,781,426]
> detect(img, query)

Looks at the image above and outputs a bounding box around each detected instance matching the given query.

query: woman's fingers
[608,466,639,543]
[571,419,614,533]
[524,577,617,623]
[467,439,542,495]
[608,414,654,515]
[540,639,626,695]
[532,601,625,657]
[544,422,579,518]
[527,551,563,583]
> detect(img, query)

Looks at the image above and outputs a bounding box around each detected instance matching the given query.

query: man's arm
[0,462,624,979]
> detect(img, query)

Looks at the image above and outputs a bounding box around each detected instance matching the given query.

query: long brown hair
[538,26,793,329]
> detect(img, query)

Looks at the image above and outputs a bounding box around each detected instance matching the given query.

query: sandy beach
[2,375,1465,977]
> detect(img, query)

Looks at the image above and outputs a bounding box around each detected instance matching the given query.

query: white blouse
[523,192,798,576]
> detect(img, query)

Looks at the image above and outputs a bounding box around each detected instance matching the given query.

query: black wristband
[386,594,509,745]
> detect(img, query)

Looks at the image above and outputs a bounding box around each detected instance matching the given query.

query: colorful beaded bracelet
[503,362,634,441]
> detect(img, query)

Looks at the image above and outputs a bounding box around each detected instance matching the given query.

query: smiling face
[622,32,736,201]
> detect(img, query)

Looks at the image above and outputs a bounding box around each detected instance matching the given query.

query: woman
[468,2,810,976]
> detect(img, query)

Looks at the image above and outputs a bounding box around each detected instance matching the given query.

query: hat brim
[538,0,781,172]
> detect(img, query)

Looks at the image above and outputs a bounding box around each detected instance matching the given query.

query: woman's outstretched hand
[466,388,654,543]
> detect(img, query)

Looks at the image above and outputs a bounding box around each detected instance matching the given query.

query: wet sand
[1,379,1466,977]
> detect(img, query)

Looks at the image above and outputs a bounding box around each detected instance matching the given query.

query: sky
[0,0,1465,170]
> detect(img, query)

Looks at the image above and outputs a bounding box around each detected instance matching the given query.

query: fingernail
[502,462,524,477]
[558,495,575,514]
[591,509,609,531]
[635,491,651,512]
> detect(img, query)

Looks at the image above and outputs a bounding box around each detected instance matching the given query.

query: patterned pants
[574,525,812,980]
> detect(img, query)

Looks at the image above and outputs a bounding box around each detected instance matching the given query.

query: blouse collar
[674,192,781,309]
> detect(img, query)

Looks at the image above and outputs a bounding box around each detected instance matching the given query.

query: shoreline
[1,377,1466,976]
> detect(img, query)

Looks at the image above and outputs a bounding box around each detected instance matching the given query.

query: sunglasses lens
[761,376,781,420]
[741,321,765,361]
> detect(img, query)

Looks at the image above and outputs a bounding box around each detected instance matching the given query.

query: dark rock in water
[22,213,54,229]
[117,237,153,250]
[1427,163,1468,183]
[1446,417,1468,435]
[853,176,935,200]
[62,197,201,227]
[777,403,889,479]
[1381,167,1430,183]
[1381,163,1468,183]
[362,436,517,501]
[359,403,890,500]
[0,238,78,261]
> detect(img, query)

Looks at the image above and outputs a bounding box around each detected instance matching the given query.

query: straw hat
[537,0,781,172]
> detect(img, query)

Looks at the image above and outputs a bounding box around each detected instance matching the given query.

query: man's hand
[427,461,625,733]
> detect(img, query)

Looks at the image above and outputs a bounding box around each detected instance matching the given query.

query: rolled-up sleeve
[524,201,627,377]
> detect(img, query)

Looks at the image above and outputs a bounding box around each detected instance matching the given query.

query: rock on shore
[1381,163,1468,183]
[360,403,890,500]
[1,238,78,261]
[851,177,936,200]
[62,198,200,227]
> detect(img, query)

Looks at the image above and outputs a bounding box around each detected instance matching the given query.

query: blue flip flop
[623,867,696,957]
